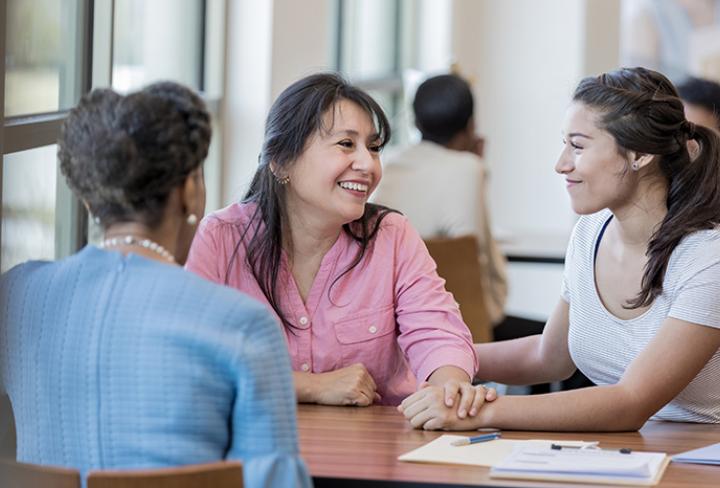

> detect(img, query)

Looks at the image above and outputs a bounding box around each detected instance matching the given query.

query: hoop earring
[187,213,198,225]
[274,174,290,185]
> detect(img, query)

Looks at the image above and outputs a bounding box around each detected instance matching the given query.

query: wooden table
[297,405,720,487]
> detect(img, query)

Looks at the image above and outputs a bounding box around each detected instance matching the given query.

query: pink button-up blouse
[185,202,478,405]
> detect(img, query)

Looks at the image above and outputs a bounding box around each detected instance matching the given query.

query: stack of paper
[397,435,517,467]
[399,436,612,468]
[490,443,669,486]
[672,442,720,465]
[399,436,669,486]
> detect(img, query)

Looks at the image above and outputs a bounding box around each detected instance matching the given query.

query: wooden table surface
[297,404,720,488]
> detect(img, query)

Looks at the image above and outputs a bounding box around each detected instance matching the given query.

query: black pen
[551,443,632,454]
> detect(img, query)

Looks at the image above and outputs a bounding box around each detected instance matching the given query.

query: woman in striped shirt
[400,67,720,431]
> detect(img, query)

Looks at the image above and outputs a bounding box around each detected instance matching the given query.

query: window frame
[0,0,225,270]
[0,0,5,269]
[0,0,93,270]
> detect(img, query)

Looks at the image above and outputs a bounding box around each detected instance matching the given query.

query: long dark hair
[573,67,720,308]
[226,72,395,328]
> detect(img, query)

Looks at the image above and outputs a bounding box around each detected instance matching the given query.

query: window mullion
[0,0,7,272]
[92,0,114,88]
[56,0,95,259]
[4,114,67,154]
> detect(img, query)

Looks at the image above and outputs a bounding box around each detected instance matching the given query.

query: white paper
[491,444,668,486]
[398,435,599,468]
[494,445,656,477]
[672,442,720,465]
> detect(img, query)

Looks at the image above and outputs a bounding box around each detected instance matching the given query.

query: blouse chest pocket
[334,305,405,388]
[332,305,402,384]
[333,305,397,344]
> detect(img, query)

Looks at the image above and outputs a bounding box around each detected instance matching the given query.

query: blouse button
[301,363,310,372]
[368,325,378,334]
[299,316,309,326]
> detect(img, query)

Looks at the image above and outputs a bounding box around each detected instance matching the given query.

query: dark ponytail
[573,67,720,308]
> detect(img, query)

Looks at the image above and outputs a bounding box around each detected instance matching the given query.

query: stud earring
[631,162,639,171]
[187,213,198,225]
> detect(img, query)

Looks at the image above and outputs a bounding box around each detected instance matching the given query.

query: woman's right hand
[296,363,380,406]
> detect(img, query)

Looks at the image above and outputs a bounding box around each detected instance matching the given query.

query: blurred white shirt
[373,140,508,325]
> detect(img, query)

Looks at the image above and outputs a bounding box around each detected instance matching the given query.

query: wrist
[294,371,319,403]
[475,397,498,428]
[427,365,471,386]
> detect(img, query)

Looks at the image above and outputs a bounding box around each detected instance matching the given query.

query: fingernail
[470,408,477,416]
[458,409,466,418]
[446,398,454,406]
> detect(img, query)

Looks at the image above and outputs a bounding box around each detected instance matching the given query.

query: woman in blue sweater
[0,82,311,488]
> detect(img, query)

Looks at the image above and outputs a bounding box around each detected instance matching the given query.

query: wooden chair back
[424,235,492,343]
[87,461,243,488]
[0,459,80,488]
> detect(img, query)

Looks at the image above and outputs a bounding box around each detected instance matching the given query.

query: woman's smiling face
[555,102,638,215]
[283,99,383,229]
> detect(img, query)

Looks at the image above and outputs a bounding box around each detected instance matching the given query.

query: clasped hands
[398,380,496,430]
[302,363,496,430]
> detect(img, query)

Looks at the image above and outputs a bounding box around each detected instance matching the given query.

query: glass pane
[4,0,83,116]
[340,0,398,79]
[112,0,204,92]
[1,146,57,273]
[620,0,720,83]
[366,89,409,147]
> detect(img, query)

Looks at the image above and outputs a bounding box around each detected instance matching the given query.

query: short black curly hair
[58,81,212,227]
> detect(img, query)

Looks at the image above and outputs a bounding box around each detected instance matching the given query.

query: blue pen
[451,432,502,446]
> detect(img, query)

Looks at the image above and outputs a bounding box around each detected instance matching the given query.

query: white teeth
[339,181,368,192]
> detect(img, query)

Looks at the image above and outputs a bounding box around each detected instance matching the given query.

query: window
[335,1,461,146]
[620,0,720,83]
[1,0,90,272]
[4,0,85,117]
[1,0,226,270]
[1,146,57,272]
[335,0,416,145]
[112,0,205,93]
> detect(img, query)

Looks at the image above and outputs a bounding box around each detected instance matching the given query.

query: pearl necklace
[101,235,176,264]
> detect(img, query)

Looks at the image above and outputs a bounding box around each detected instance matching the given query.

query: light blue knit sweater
[0,246,311,488]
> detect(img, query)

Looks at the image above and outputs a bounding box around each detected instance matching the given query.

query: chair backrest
[87,461,243,488]
[424,235,492,343]
[0,459,81,488]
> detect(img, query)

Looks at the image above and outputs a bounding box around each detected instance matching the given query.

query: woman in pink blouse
[186,73,492,416]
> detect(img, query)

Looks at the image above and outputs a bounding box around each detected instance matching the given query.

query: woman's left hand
[398,381,497,430]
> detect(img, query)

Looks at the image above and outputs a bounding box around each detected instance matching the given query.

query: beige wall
[223,0,274,202]
[223,0,333,204]
[454,0,592,236]
[269,0,334,99]
[450,0,620,318]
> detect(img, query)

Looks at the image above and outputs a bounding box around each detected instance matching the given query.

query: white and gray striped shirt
[562,209,720,423]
